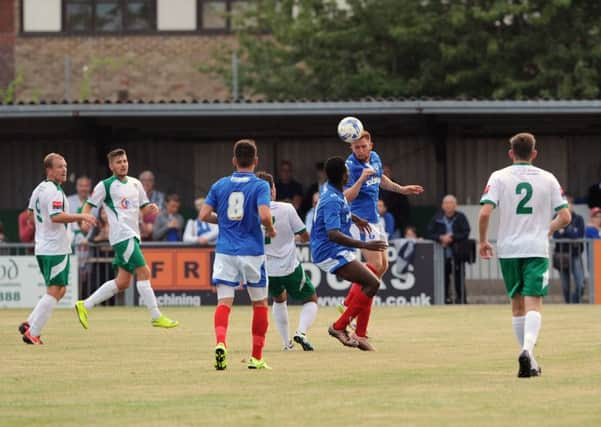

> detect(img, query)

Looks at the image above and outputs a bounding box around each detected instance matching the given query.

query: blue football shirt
[344,151,383,223]
[205,172,271,256]
[310,183,353,263]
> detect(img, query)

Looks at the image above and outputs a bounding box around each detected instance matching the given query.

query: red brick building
[0,0,244,101]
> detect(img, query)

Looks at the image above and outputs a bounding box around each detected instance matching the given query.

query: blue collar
[326,182,344,196]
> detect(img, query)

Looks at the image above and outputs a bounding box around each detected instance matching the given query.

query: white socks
[29,294,57,336]
[523,310,542,354]
[137,280,161,320]
[84,280,118,309]
[297,302,318,336]
[512,315,525,347]
[272,301,290,346]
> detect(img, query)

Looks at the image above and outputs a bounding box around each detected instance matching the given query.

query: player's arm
[380,174,424,195]
[199,203,218,224]
[141,203,160,216]
[549,207,572,236]
[351,213,372,235]
[259,205,276,238]
[51,211,96,226]
[343,167,375,202]
[296,230,310,243]
[478,203,494,259]
[327,229,387,252]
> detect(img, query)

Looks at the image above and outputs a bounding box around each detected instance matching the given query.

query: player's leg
[331,260,379,350]
[243,256,271,369]
[212,253,241,370]
[287,266,318,351]
[135,264,178,328]
[271,284,292,350]
[519,257,548,378]
[24,255,70,344]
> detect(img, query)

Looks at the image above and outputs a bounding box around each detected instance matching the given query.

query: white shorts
[315,250,356,274]
[350,222,386,242]
[212,253,268,288]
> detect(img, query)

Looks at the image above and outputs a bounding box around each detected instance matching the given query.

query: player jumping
[311,156,387,351]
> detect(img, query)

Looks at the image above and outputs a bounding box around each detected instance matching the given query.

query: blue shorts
[315,250,356,274]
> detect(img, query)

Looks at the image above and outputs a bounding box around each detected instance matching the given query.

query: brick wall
[16,35,235,101]
[0,0,15,89]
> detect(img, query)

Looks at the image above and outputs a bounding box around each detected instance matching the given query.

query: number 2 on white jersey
[227,192,245,220]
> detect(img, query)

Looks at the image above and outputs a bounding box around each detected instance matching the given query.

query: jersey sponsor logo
[120,197,132,209]
[482,185,490,195]
[365,176,381,186]
[52,201,63,209]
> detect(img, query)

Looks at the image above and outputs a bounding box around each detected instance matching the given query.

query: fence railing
[1,238,598,305]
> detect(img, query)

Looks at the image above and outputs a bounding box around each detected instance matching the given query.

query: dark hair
[256,171,275,188]
[166,193,181,203]
[107,148,127,163]
[43,153,64,170]
[509,133,535,160]
[315,161,325,171]
[233,139,257,167]
[325,156,347,186]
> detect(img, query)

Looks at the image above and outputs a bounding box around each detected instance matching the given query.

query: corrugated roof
[3,98,601,118]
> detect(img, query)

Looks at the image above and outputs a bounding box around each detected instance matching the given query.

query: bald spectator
[427,195,471,304]
[67,176,96,215]
[139,170,165,240]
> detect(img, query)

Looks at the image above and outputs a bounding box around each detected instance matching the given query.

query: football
[337,116,364,143]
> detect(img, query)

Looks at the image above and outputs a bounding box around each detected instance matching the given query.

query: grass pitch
[2,305,601,427]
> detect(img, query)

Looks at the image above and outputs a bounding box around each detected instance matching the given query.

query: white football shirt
[265,201,306,277]
[480,163,567,258]
[28,180,72,255]
[87,176,149,246]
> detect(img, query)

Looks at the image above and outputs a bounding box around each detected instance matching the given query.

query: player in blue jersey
[311,156,388,351]
[340,129,424,330]
[200,139,276,371]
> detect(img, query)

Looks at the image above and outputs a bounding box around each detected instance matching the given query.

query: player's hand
[145,203,160,215]
[479,241,494,259]
[352,216,371,234]
[79,214,97,232]
[266,226,276,238]
[363,240,388,252]
[359,167,376,182]
[400,185,424,195]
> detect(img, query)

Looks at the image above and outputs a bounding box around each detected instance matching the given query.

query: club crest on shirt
[120,198,132,209]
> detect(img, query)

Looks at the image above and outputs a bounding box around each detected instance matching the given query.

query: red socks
[334,289,371,331]
[252,306,269,360]
[214,304,231,345]
[355,296,373,337]
[344,283,362,307]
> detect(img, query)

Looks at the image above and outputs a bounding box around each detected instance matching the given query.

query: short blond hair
[43,153,64,170]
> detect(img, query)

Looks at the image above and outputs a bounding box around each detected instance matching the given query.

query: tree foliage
[203,0,601,99]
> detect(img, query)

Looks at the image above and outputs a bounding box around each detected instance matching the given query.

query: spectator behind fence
[377,199,396,239]
[552,195,585,304]
[183,197,219,245]
[585,207,601,239]
[427,194,471,304]
[587,166,601,209]
[18,207,35,243]
[153,193,184,241]
[301,162,327,216]
[0,221,5,242]
[67,176,98,216]
[139,170,165,240]
[304,192,319,234]
[379,163,412,235]
[275,160,304,215]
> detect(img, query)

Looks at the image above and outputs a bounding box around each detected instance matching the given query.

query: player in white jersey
[75,149,178,329]
[479,133,571,378]
[256,172,318,351]
[19,153,97,344]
